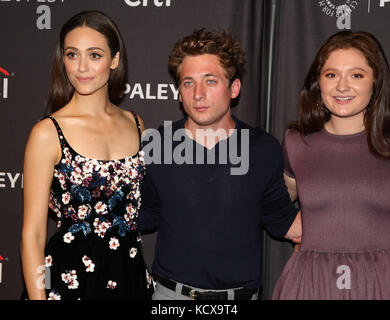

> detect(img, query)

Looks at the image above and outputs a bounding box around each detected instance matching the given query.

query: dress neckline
[321,127,366,139]
[49,115,142,163]
[64,140,141,163]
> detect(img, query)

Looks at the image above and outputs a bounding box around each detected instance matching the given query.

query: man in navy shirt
[139,28,301,300]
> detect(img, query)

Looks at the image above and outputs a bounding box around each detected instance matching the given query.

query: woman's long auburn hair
[47,11,128,113]
[290,30,390,160]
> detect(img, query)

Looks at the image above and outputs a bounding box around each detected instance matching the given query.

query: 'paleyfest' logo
[125,83,179,101]
[318,0,358,17]
[0,171,23,189]
[0,66,12,99]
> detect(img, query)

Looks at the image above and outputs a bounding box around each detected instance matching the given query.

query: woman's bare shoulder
[29,117,58,141]
[25,117,61,164]
[119,107,145,131]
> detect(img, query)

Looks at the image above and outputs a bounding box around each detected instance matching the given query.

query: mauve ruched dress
[273,128,390,300]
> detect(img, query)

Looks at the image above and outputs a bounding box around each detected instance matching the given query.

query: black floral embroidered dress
[44,114,153,300]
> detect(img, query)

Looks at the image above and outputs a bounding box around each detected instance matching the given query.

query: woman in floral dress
[21,11,153,300]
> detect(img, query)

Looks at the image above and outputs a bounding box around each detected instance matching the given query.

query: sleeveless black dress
[42,113,153,300]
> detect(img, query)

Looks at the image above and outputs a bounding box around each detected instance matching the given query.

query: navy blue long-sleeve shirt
[139,117,298,290]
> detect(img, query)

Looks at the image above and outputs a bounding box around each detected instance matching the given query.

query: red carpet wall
[0,0,389,300]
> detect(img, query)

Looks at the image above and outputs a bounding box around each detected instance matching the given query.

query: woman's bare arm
[21,119,60,300]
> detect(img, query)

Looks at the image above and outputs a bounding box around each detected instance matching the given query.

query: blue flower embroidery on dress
[69,221,91,236]
[113,216,131,237]
[71,185,92,203]
[108,190,124,211]
[50,142,145,239]
[44,115,153,299]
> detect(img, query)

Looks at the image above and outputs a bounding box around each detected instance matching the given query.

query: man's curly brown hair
[169,28,246,86]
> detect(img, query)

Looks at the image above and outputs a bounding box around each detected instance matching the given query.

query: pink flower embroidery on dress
[106,280,117,289]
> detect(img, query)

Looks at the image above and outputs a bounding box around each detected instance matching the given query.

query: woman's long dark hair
[291,30,390,160]
[47,10,128,112]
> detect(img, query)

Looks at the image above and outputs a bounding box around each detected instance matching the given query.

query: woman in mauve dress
[273,30,390,300]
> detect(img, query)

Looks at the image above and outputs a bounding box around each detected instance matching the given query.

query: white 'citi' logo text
[0,67,10,99]
[380,0,390,7]
[124,0,171,7]
[0,0,64,3]
[0,255,7,284]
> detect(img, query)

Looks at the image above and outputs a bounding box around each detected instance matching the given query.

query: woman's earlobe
[111,52,120,70]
